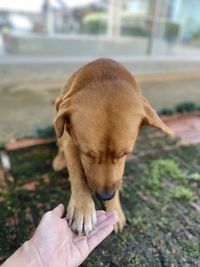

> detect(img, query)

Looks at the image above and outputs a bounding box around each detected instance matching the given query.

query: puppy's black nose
[96,191,115,201]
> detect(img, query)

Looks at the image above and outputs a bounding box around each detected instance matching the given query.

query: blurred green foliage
[83,12,149,37]
[83,12,107,34]
[159,101,200,115]
[164,22,180,43]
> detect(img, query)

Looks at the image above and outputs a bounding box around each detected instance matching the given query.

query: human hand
[29,204,117,267]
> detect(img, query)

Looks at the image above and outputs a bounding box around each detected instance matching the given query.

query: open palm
[30,204,117,267]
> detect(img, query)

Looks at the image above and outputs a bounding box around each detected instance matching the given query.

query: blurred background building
[1,0,200,141]
[1,0,200,56]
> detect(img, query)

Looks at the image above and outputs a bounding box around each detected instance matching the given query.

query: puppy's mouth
[84,173,119,201]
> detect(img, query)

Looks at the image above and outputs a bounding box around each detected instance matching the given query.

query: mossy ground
[0,128,200,266]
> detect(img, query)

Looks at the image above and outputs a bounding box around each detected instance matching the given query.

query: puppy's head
[54,81,173,201]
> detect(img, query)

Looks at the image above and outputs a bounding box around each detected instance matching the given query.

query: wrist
[2,241,43,267]
[25,240,44,267]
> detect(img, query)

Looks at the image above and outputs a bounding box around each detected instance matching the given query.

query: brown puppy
[53,58,173,235]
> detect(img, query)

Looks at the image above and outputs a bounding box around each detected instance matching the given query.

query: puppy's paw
[107,205,126,233]
[66,194,96,235]
[52,154,66,171]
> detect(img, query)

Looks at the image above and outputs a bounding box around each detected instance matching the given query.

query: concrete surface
[2,33,167,56]
[0,87,58,141]
[1,55,200,87]
[0,56,200,141]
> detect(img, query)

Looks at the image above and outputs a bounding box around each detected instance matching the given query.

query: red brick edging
[5,137,56,152]
[163,111,200,145]
[4,111,200,151]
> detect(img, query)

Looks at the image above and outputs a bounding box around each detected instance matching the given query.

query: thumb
[52,203,65,217]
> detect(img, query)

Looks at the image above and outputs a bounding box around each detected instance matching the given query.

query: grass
[0,128,200,266]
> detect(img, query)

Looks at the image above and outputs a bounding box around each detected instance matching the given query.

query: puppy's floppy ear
[142,97,174,136]
[55,97,62,112]
[54,98,71,138]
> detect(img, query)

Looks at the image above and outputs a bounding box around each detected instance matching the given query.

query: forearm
[2,241,43,267]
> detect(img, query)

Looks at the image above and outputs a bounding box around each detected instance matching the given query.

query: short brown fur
[53,58,173,234]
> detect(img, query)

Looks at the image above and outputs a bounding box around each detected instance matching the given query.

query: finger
[97,211,118,227]
[52,203,65,217]
[96,213,107,224]
[96,211,117,225]
[88,212,117,241]
[87,223,114,251]
[96,210,106,216]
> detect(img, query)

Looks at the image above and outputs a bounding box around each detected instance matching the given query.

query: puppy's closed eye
[112,152,130,164]
[113,151,131,159]
[82,151,97,162]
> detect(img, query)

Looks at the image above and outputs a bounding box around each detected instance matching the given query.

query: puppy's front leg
[105,191,126,233]
[63,136,96,235]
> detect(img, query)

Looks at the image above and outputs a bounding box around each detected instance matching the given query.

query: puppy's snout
[95,191,115,201]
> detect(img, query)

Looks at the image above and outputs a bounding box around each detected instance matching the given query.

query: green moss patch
[0,129,200,266]
[170,186,196,201]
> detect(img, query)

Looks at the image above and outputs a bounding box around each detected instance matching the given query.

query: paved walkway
[1,74,200,142]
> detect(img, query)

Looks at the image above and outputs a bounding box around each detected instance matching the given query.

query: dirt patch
[0,129,199,266]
